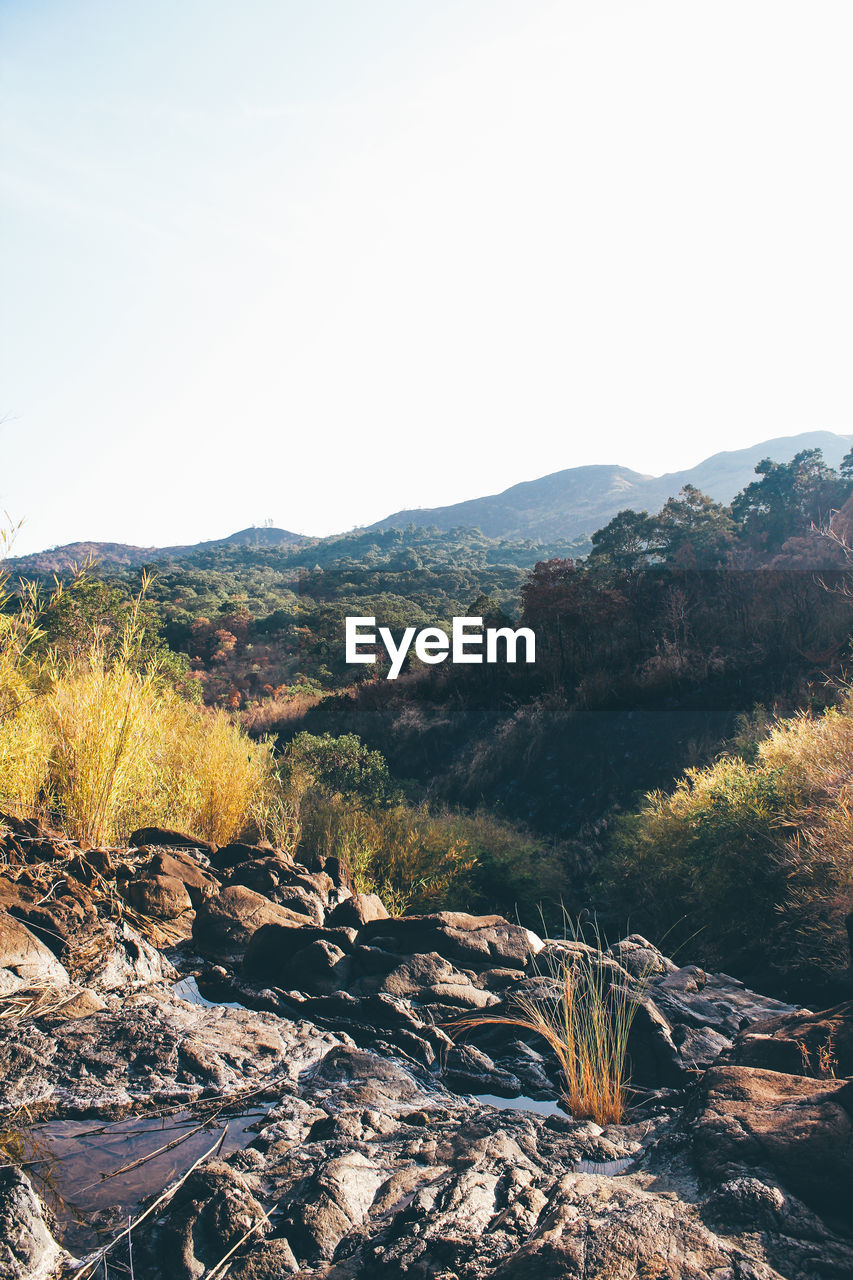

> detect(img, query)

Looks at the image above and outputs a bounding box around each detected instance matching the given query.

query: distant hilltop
[6,431,853,573]
[6,526,308,576]
[368,431,853,542]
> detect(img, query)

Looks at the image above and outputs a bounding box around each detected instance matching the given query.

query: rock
[0,913,70,987]
[375,952,497,1010]
[359,912,543,970]
[226,1239,299,1279]
[129,827,216,856]
[86,920,177,991]
[690,1064,853,1220]
[728,1000,853,1077]
[210,842,278,873]
[193,886,314,964]
[140,851,219,906]
[284,939,352,995]
[7,877,100,959]
[327,892,389,928]
[127,874,194,920]
[0,988,345,1115]
[243,924,357,981]
[489,1174,762,1280]
[136,1160,267,1280]
[54,986,108,1018]
[0,1166,65,1280]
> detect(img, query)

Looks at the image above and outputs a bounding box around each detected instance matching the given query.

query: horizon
[3,2,852,555]
[7,426,852,556]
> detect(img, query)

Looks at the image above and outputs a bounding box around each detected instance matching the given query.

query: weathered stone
[0,912,70,987]
[728,1000,853,1078]
[127,874,194,920]
[87,920,177,991]
[359,912,542,970]
[129,827,216,856]
[141,850,219,906]
[210,842,279,873]
[243,925,357,981]
[193,886,314,964]
[0,1167,65,1280]
[136,1160,267,1280]
[327,892,389,928]
[691,1064,853,1220]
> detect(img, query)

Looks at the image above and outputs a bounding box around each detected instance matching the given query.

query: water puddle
[172,974,247,1010]
[574,1156,634,1176]
[474,1092,569,1118]
[10,1107,266,1255]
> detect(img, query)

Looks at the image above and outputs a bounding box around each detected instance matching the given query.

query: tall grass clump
[602,695,853,982]
[452,921,647,1125]
[0,563,277,845]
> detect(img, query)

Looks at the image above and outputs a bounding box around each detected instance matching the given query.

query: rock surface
[0,827,850,1279]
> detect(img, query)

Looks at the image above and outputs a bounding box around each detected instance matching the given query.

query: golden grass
[452,928,646,1125]
[0,568,278,846]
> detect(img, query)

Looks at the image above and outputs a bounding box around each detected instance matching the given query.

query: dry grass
[452,926,647,1125]
[0,572,278,846]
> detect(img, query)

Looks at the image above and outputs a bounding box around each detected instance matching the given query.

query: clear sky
[2,1,852,553]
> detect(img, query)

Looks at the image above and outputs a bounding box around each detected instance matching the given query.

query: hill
[370,431,853,541]
[6,525,309,575]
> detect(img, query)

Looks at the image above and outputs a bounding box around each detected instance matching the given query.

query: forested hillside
[6,443,853,992]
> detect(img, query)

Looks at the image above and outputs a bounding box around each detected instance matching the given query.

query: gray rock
[0,1166,65,1280]
[0,913,70,988]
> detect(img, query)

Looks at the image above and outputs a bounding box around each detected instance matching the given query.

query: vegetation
[453,923,647,1125]
[602,697,853,988]
[0,562,276,845]
[4,445,853,990]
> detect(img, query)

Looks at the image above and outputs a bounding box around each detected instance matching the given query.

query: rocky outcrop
[0,825,850,1279]
[193,886,315,964]
[0,916,69,991]
[690,1064,853,1221]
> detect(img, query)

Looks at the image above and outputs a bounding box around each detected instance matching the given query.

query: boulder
[193,886,314,964]
[139,850,219,906]
[135,1160,267,1280]
[244,924,357,982]
[128,826,216,856]
[210,841,279,873]
[87,920,177,990]
[327,892,389,928]
[727,1001,853,1078]
[0,1167,65,1280]
[0,913,70,987]
[359,912,543,971]
[690,1064,853,1220]
[127,874,194,920]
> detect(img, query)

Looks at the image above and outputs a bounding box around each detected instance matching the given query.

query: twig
[203,1204,272,1280]
[71,1130,226,1279]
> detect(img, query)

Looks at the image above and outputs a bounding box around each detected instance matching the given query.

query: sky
[2,0,852,554]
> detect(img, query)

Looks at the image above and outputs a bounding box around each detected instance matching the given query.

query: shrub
[601,697,853,980]
[452,922,647,1124]
[0,571,277,845]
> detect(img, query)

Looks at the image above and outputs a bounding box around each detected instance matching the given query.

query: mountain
[6,526,308,576]
[8,433,853,574]
[369,431,853,542]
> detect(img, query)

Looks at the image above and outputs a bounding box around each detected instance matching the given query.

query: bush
[601,698,853,982]
[0,571,277,845]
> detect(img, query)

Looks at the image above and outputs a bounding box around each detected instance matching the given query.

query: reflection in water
[12,1108,265,1255]
[474,1092,569,1117]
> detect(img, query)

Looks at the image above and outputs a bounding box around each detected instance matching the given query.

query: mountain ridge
[368,431,853,541]
[6,431,852,573]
